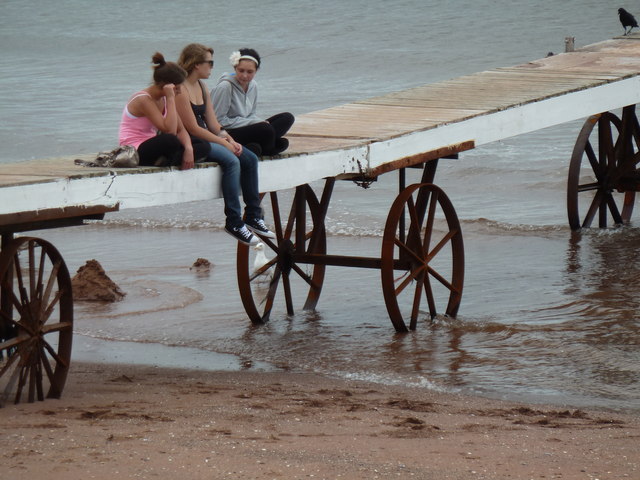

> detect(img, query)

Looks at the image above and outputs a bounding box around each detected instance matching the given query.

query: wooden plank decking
[2,35,640,223]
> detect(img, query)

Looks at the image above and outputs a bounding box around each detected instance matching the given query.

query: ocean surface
[1,0,639,412]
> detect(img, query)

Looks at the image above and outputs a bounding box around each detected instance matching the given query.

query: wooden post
[565,37,575,52]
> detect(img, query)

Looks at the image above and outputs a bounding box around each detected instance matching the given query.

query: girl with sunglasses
[176,43,274,245]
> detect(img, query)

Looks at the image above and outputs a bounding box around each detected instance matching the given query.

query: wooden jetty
[4,36,640,213]
[3,35,640,404]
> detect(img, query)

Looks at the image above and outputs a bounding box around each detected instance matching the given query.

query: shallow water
[39,202,640,413]
[2,0,639,412]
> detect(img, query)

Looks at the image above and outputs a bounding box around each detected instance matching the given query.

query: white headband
[229,51,259,67]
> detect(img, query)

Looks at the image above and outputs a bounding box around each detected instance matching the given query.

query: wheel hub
[277,239,295,275]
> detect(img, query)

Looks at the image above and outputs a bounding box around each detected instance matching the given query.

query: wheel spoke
[33,358,44,402]
[394,237,425,265]
[423,190,439,249]
[41,290,63,326]
[584,141,603,179]
[28,241,37,299]
[410,276,424,330]
[605,193,624,224]
[27,365,36,403]
[41,321,72,335]
[423,273,437,318]
[0,285,34,336]
[600,118,616,168]
[40,346,55,384]
[282,274,294,315]
[582,190,605,228]
[42,339,69,370]
[270,192,284,242]
[426,230,458,263]
[12,252,26,307]
[40,259,62,320]
[406,197,425,254]
[426,264,458,291]
[37,243,46,297]
[249,257,278,282]
[283,192,298,240]
[15,363,27,404]
[260,237,279,254]
[577,181,600,193]
[291,263,321,289]
[261,268,282,318]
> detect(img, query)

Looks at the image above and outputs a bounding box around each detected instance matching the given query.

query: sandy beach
[1,361,638,480]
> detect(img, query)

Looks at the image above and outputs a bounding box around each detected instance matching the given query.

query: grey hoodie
[211,73,264,129]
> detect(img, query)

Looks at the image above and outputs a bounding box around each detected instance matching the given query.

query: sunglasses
[201,60,214,67]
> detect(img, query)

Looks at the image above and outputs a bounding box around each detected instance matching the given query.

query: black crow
[619,8,638,35]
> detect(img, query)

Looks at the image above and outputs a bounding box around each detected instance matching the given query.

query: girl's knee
[251,123,275,143]
[209,144,239,164]
[239,150,258,168]
[280,112,295,125]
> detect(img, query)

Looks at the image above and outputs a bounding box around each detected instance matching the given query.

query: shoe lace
[237,226,253,240]
[254,218,267,229]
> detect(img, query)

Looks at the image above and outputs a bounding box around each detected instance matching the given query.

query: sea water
[1,0,639,412]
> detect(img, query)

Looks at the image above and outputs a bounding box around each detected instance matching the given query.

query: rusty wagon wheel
[237,185,327,323]
[0,237,73,406]
[567,111,640,230]
[381,183,464,333]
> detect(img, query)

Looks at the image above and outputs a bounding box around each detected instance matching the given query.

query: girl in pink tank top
[117,52,209,168]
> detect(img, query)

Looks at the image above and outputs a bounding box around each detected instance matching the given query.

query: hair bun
[151,52,167,66]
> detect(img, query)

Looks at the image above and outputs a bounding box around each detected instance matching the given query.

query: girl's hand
[181,147,194,170]
[228,137,243,156]
[217,138,233,154]
[163,83,176,99]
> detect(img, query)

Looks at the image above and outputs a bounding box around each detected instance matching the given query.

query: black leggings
[227,112,294,156]
[138,133,210,166]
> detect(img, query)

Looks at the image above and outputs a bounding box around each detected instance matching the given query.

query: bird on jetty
[618,8,638,35]
[252,243,273,282]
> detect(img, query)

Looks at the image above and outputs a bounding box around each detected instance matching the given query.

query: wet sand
[2,361,638,480]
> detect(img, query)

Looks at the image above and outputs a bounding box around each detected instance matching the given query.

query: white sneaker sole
[224,227,259,245]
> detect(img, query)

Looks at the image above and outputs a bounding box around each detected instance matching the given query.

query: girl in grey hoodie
[211,48,294,157]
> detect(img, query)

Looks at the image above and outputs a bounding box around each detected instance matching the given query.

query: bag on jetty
[74,145,139,168]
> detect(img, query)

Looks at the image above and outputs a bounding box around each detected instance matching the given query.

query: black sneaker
[245,218,276,239]
[225,225,259,245]
[263,138,289,156]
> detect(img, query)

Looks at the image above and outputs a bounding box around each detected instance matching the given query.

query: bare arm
[130,85,179,134]
[175,84,236,153]
[176,116,194,170]
[204,88,243,156]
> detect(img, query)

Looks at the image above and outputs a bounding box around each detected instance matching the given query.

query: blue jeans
[208,143,262,229]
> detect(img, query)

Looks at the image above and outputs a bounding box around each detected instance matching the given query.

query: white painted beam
[368,76,640,165]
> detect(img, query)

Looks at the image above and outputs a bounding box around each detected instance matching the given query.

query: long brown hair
[178,44,214,74]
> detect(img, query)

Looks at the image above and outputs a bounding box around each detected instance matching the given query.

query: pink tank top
[118,91,166,149]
